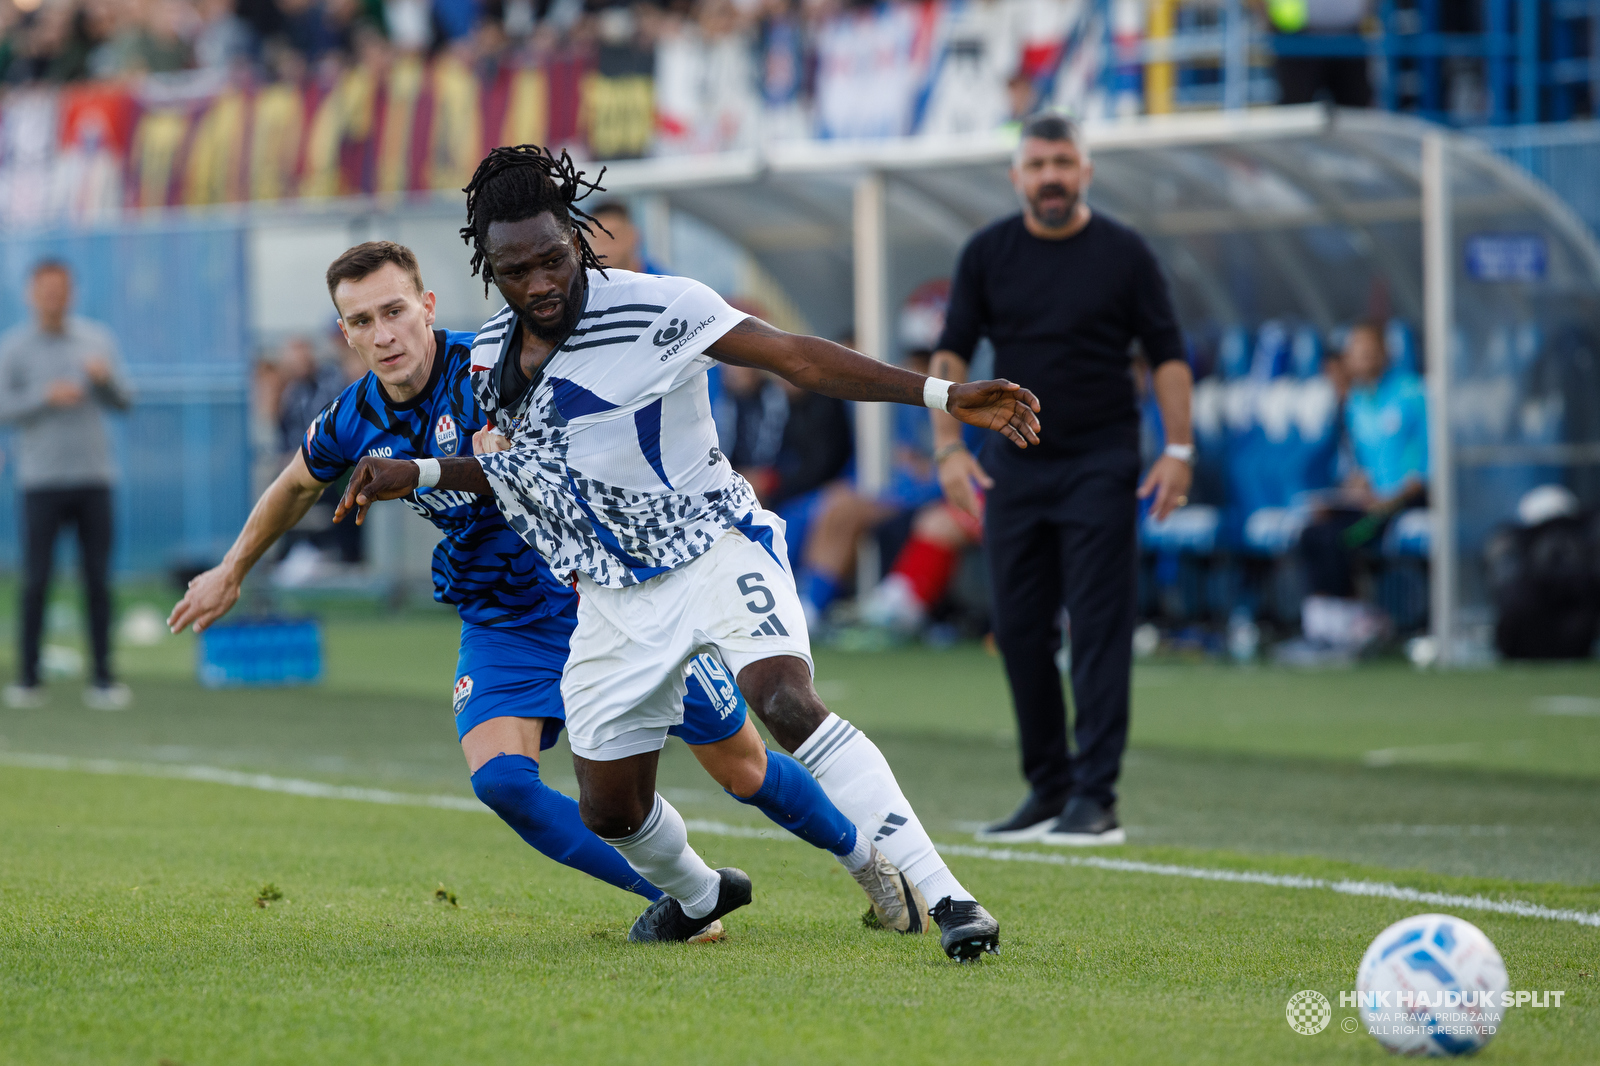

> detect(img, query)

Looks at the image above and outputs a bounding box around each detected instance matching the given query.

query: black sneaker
[1040,797,1126,846]
[975,791,1069,842]
[627,868,753,943]
[930,897,1000,962]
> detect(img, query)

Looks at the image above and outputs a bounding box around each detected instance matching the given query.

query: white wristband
[1164,443,1195,463]
[922,377,954,413]
[414,457,441,488]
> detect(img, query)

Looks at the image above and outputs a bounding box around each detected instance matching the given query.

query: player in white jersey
[338,146,1041,961]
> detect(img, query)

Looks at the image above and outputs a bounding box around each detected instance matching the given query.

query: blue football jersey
[301,328,572,627]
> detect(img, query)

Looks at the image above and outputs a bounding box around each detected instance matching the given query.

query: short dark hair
[1017,112,1088,161]
[1021,112,1080,143]
[324,241,425,314]
[31,258,71,280]
[590,200,631,220]
[459,144,610,295]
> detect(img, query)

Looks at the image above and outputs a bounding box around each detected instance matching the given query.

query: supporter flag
[376,55,426,194]
[427,53,481,190]
[249,83,307,202]
[582,43,655,160]
[183,90,248,205]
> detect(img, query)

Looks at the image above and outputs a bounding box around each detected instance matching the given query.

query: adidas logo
[749,613,789,637]
[873,813,908,842]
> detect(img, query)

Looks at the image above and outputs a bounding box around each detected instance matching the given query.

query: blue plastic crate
[197,618,323,688]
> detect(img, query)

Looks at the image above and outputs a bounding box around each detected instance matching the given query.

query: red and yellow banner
[0,47,644,222]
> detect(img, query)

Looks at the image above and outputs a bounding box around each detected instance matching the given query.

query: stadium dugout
[3,106,1597,665]
[572,105,1600,663]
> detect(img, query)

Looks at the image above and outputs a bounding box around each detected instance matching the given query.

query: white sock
[796,714,975,904]
[603,794,722,919]
[836,830,874,873]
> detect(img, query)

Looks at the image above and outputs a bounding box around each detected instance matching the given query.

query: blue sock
[472,753,662,901]
[800,569,842,615]
[729,750,859,858]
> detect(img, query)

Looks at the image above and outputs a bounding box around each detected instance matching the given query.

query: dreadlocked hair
[460,145,611,295]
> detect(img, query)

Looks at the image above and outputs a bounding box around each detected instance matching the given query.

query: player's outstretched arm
[708,318,1041,448]
[167,452,329,634]
[334,456,493,526]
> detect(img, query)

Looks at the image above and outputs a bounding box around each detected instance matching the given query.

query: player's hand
[472,422,510,454]
[334,456,419,526]
[937,448,992,520]
[1138,455,1192,521]
[84,357,112,386]
[167,564,242,634]
[46,380,84,407]
[947,379,1041,448]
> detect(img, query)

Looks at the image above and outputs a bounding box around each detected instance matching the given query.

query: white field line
[5,750,1598,929]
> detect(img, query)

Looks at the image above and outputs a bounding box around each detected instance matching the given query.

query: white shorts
[561,509,813,761]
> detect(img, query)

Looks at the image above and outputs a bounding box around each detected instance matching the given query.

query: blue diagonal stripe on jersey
[733,512,785,568]
[564,470,670,583]
[550,377,621,419]
[633,399,672,489]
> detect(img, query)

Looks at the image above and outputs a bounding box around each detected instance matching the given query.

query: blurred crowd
[0,0,1126,145]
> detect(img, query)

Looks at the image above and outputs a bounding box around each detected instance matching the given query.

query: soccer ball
[1356,913,1508,1056]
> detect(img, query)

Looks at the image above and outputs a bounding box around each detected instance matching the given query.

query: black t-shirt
[771,391,853,509]
[937,212,1184,461]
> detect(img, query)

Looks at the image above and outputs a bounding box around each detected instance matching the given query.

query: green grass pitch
[1,607,1597,1063]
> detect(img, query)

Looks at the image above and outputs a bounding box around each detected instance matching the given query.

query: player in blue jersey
[167,241,932,935]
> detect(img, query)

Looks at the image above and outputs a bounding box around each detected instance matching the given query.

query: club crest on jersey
[653,318,689,346]
[452,674,473,715]
[435,413,458,455]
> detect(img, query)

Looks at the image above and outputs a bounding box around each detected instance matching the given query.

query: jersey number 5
[737,573,774,614]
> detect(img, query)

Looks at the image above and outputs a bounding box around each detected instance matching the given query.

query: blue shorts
[453,611,748,748]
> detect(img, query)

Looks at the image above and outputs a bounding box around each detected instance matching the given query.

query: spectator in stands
[1266,0,1373,107]
[95,0,194,76]
[795,349,982,633]
[1297,320,1426,646]
[274,333,363,569]
[714,362,788,498]
[275,334,344,458]
[588,200,660,273]
[0,260,133,711]
[767,378,854,555]
[194,0,257,70]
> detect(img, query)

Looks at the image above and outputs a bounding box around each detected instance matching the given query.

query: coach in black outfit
[930,114,1193,843]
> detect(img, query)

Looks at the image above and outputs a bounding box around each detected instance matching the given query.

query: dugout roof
[600,105,1600,349]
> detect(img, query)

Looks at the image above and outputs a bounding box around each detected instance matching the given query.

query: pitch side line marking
[5,751,1597,929]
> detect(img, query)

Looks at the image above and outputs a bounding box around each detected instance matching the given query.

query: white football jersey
[470,269,760,588]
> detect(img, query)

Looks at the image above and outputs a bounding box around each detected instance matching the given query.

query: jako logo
[653,318,689,346]
[367,446,393,458]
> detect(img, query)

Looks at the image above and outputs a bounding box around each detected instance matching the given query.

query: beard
[1028,182,1079,228]
[517,274,585,342]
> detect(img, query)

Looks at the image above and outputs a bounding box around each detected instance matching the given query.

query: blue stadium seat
[1386,319,1419,375]
[1142,504,1222,554]
[1382,508,1432,558]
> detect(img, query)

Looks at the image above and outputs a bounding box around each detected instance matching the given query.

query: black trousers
[983,446,1139,807]
[1275,55,1372,107]
[19,486,114,687]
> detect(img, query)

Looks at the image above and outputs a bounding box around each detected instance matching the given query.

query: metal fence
[1473,121,1600,243]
